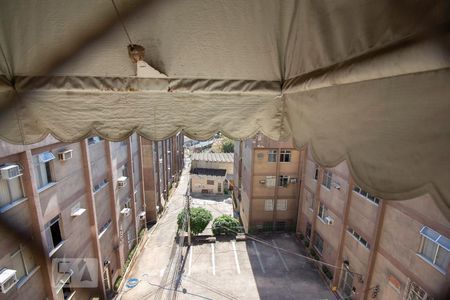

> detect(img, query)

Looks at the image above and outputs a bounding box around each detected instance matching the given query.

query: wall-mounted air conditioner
[0,269,18,294]
[290,178,298,184]
[58,149,73,161]
[138,211,146,220]
[0,165,22,180]
[120,208,131,216]
[324,216,334,225]
[332,182,341,190]
[117,176,128,188]
[259,179,266,184]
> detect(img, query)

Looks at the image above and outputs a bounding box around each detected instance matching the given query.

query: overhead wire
[110,0,134,45]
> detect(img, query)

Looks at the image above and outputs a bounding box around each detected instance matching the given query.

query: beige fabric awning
[0,0,449,216]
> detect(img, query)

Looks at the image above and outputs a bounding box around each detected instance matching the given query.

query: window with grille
[264,199,273,211]
[317,202,327,221]
[405,281,434,300]
[265,176,276,187]
[93,178,108,193]
[278,175,289,187]
[353,186,380,205]
[268,150,277,162]
[0,166,25,209]
[322,169,332,189]
[314,233,324,254]
[33,152,55,189]
[339,265,354,299]
[276,199,288,211]
[347,227,370,249]
[306,222,312,240]
[418,226,450,272]
[307,191,315,211]
[280,150,291,162]
[207,180,214,185]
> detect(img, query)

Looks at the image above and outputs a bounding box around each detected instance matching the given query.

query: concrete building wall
[190,175,225,194]
[0,133,147,300]
[296,148,450,300]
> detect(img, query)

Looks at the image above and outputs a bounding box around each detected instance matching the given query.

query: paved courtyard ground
[118,159,335,300]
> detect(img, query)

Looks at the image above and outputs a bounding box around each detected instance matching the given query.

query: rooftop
[191,168,227,177]
[191,152,234,163]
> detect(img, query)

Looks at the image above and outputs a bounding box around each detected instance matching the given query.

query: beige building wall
[0,133,147,300]
[190,175,225,194]
[296,147,450,300]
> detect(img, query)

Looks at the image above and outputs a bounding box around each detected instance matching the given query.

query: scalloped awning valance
[0,0,449,217]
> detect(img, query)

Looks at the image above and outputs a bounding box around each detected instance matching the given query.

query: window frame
[347,227,370,249]
[313,165,319,180]
[279,150,291,163]
[314,233,324,255]
[267,150,277,163]
[206,179,214,185]
[278,175,290,187]
[317,202,327,221]
[0,168,26,211]
[264,199,274,211]
[44,216,64,256]
[33,152,55,191]
[276,199,288,211]
[418,226,450,273]
[353,185,380,205]
[321,169,332,189]
[405,280,434,300]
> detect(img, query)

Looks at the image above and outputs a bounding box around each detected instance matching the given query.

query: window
[218,182,222,193]
[120,163,128,178]
[127,231,134,250]
[276,199,288,211]
[207,180,214,185]
[280,150,291,162]
[268,150,277,162]
[87,136,103,145]
[265,176,276,187]
[99,219,112,238]
[93,178,108,193]
[313,165,319,180]
[317,202,327,221]
[33,152,55,189]
[45,216,63,254]
[307,192,315,211]
[347,227,370,249]
[314,233,324,254]
[0,165,25,209]
[339,265,354,299]
[419,226,450,272]
[278,175,289,187]
[124,198,131,209]
[10,246,36,282]
[353,186,380,205]
[322,169,332,189]
[306,222,312,240]
[406,281,434,300]
[264,199,273,211]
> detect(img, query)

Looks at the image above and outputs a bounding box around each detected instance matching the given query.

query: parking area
[177,233,336,300]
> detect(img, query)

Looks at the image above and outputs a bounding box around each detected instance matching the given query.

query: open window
[45,216,63,256]
[33,152,55,190]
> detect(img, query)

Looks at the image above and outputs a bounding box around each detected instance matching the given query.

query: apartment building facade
[0,134,147,300]
[233,135,304,232]
[296,150,450,299]
[142,134,184,222]
[190,152,233,195]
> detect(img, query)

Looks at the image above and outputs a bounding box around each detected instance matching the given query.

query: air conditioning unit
[290,178,298,184]
[58,149,73,161]
[0,165,22,180]
[324,216,334,225]
[332,182,341,190]
[117,176,127,188]
[138,211,146,220]
[0,269,18,294]
[259,179,266,184]
[120,208,131,216]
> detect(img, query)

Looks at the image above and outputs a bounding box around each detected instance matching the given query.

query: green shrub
[114,276,122,291]
[177,207,212,235]
[212,215,241,235]
[222,138,234,153]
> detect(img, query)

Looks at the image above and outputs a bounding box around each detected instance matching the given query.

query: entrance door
[339,265,354,299]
